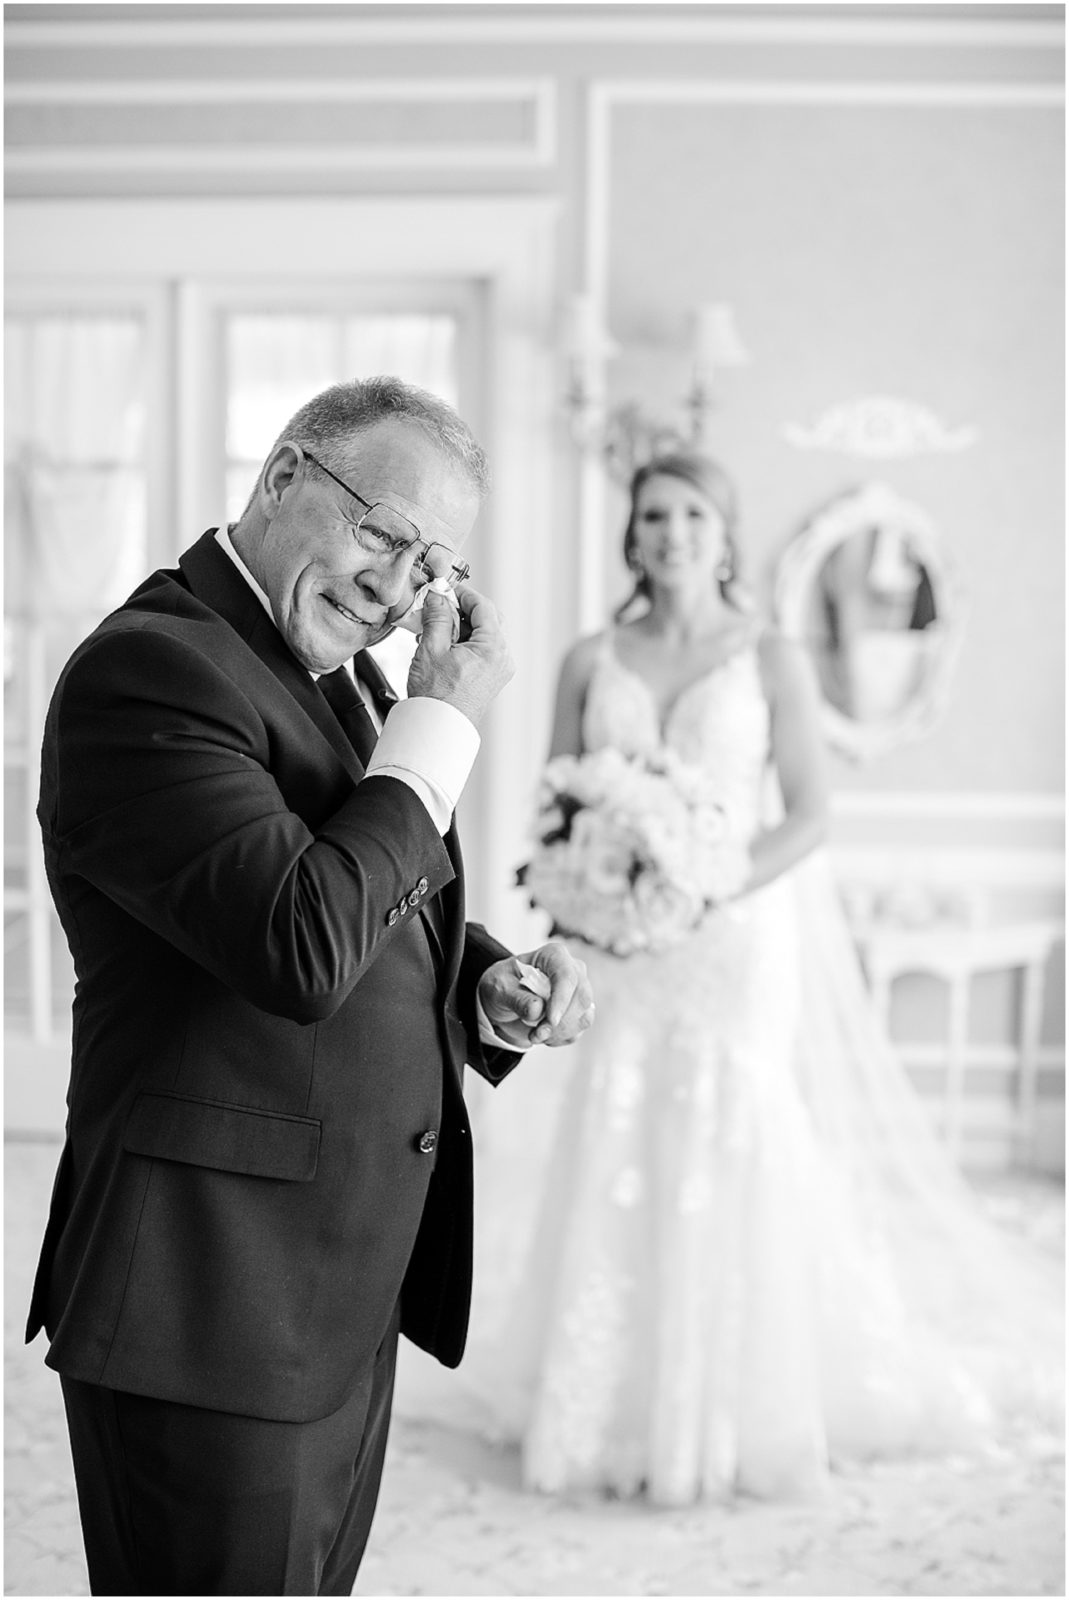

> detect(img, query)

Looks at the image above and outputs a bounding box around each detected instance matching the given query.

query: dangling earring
[716,559,733,582]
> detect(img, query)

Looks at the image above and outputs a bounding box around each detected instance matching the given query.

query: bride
[457,449,1062,1508]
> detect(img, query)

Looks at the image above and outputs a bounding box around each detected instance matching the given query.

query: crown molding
[5,74,557,173]
[4,75,551,104]
[4,14,1064,49]
[7,144,546,174]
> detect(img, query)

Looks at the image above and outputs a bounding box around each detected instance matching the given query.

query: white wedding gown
[455,632,1062,1508]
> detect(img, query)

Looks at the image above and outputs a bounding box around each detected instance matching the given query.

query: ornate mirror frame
[773,481,967,763]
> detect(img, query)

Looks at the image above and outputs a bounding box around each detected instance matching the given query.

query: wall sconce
[562,294,749,481]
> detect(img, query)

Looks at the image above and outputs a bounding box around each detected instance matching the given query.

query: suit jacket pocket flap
[124,1092,320,1181]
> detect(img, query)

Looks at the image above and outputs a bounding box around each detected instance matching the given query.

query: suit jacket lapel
[178,531,364,779]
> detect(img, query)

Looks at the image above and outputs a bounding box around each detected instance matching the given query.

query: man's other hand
[478,941,595,1050]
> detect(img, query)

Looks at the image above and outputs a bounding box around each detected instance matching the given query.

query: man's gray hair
[274,375,491,498]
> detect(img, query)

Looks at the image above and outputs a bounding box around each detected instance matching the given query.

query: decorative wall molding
[783,395,977,457]
[584,74,1064,315]
[5,16,1064,49]
[5,75,552,106]
[5,76,557,174]
[576,73,1063,632]
[584,75,1064,290]
[589,80,1064,109]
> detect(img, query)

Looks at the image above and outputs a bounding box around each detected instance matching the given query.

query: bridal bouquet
[518,748,750,956]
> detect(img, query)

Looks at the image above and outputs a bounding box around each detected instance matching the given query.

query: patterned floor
[5,1139,1064,1597]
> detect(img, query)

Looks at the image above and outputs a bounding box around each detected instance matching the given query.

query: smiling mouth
[326,595,375,628]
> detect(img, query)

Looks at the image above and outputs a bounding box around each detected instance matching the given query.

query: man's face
[252,418,479,674]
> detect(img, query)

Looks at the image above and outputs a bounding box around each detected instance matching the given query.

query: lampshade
[691,303,749,371]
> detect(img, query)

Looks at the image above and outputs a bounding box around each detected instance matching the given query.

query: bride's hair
[614,450,749,622]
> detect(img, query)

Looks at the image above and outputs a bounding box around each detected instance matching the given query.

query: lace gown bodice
[581,632,771,841]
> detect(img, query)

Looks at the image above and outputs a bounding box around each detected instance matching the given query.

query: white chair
[855,917,1064,1166]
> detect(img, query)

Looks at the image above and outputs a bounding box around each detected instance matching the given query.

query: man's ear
[260,442,302,521]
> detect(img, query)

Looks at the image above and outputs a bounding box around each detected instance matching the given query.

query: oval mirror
[773,482,966,762]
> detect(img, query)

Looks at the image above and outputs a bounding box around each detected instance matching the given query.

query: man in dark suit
[27,375,594,1595]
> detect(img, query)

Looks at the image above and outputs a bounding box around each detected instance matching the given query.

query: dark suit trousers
[59,1305,401,1596]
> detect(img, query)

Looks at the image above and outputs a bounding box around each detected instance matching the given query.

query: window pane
[5,315,144,464]
[227,315,339,461]
[223,310,460,522]
[341,315,457,406]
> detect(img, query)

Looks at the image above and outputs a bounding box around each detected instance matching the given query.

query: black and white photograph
[4,4,1064,1596]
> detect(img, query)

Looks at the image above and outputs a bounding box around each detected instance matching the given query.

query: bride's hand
[478,941,595,1049]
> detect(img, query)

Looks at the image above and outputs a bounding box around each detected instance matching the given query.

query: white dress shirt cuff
[366,696,479,836]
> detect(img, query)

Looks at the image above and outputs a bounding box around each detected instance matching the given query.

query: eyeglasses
[301,449,470,594]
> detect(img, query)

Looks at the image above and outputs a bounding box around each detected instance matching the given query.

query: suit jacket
[27,530,521,1423]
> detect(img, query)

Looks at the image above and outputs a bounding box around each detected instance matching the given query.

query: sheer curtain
[4,313,148,1039]
[5,316,146,623]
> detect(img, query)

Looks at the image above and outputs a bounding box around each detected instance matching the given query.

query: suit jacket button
[387,908,399,926]
[398,898,408,916]
[417,1130,438,1154]
[407,889,421,907]
[417,877,430,894]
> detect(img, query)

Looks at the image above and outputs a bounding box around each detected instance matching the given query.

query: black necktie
[351,649,399,722]
[318,665,378,767]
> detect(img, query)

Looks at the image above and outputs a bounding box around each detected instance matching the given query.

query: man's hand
[407,583,514,728]
[478,940,595,1051]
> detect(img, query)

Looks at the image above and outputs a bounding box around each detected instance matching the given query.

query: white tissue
[517,963,552,1001]
[394,581,461,638]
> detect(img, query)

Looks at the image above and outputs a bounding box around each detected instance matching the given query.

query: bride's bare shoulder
[557,629,610,688]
